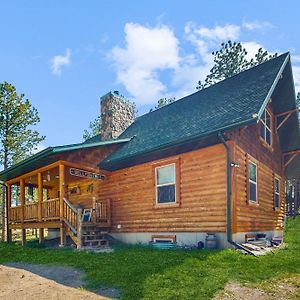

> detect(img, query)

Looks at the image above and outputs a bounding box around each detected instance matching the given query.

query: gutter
[218,132,256,256]
[0,181,10,243]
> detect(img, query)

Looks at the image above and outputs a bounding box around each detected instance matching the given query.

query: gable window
[155,164,176,204]
[274,177,280,209]
[260,109,272,146]
[248,161,257,202]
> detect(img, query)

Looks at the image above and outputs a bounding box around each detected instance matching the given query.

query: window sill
[248,200,259,207]
[153,202,180,209]
[274,207,281,212]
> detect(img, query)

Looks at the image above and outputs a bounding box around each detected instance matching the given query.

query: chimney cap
[100,91,123,102]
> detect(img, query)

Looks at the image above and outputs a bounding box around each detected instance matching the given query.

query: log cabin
[1,52,300,249]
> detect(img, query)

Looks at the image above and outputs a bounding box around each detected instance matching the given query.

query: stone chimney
[100,91,135,140]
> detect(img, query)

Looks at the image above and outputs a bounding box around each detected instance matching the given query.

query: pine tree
[197,41,277,90]
[83,116,102,141]
[0,82,45,240]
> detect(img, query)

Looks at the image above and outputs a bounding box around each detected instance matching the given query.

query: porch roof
[0,138,131,182]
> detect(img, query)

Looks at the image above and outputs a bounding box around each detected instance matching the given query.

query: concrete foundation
[110,232,228,248]
[110,229,284,249]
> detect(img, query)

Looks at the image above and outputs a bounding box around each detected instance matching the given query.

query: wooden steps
[81,224,110,249]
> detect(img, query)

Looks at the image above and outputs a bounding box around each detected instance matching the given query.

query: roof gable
[101,53,291,170]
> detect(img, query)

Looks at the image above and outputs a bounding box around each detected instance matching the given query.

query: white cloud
[242,41,264,59]
[110,23,180,104]
[243,20,275,31]
[51,48,71,76]
[293,66,300,93]
[109,21,283,106]
[292,55,300,63]
[187,23,240,42]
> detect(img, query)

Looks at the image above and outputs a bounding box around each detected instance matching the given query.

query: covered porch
[6,160,111,248]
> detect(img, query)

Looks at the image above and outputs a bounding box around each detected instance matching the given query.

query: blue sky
[1,0,300,151]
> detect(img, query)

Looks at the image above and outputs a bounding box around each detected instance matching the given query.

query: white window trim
[274,177,280,208]
[249,161,258,203]
[152,237,175,243]
[155,163,176,205]
[260,109,272,146]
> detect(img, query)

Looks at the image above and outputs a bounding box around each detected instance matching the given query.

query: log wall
[229,120,285,234]
[98,144,228,233]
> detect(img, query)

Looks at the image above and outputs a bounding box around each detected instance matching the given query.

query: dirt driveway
[0,263,117,300]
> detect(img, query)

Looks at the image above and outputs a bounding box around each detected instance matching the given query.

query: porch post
[20,178,26,246]
[7,184,12,243]
[77,208,83,249]
[37,172,44,244]
[59,163,66,246]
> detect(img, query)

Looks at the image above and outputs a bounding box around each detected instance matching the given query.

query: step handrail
[63,197,78,235]
[63,197,78,213]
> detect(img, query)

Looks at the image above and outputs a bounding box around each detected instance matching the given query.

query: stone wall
[100,91,135,140]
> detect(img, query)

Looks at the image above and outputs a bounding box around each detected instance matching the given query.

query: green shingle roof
[100,53,294,170]
[0,138,131,181]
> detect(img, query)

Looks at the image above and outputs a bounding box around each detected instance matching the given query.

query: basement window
[152,235,176,243]
[155,163,176,204]
[248,161,257,203]
[274,177,280,209]
[259,109,272,146]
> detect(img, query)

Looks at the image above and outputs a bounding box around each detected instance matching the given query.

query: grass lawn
[0,217,299,300]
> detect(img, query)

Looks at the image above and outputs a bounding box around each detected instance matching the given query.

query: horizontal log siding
[52,145,119,169]
[230,122,285,234]
[98,144,227,233]
[68,179,99,208]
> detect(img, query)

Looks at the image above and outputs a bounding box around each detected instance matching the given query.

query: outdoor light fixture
[47,170,51,182]
[231,162,239,168]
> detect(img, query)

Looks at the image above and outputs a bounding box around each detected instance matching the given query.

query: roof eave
[0,138,132,180]
[100,117,256,170]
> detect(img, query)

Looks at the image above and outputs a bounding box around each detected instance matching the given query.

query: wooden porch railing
[94,199,111,225]
[24,202,38,221]
[42,198,60,220]
[9,198,111,230]
[10,206,22,223]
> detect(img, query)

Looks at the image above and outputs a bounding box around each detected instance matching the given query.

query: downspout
[218,132,256,256]
[0,181,10,243]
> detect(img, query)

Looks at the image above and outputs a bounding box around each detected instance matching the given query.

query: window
[260,109,272,146]
[155,163,176,204]
[274,177,280,209]
[152,235,176,243]
[248,161,257,202]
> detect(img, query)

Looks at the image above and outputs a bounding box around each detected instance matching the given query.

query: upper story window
[155,163,176,204]
[274,177,280,209]
[248,161,257,203]
[259,109,272,146]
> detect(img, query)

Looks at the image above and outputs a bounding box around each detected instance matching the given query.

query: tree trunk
[1,151,8,241]
[1,186,5,241]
